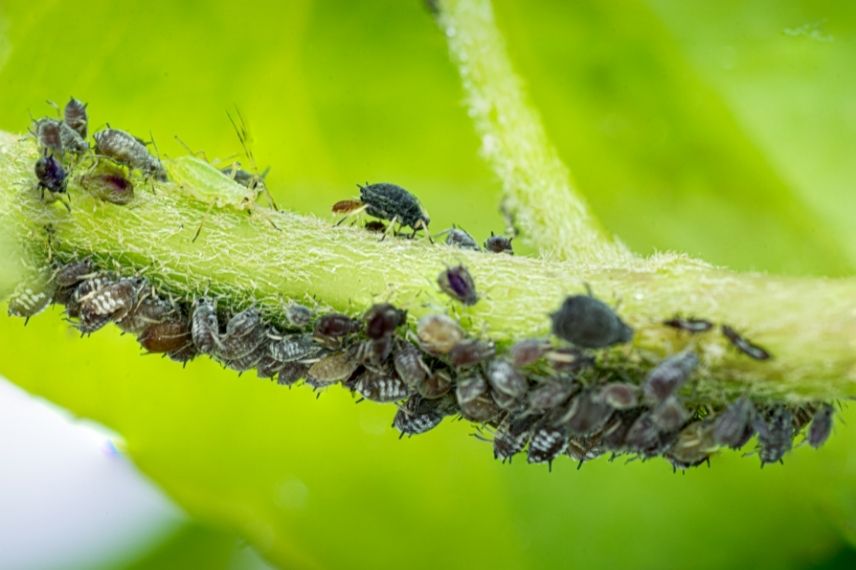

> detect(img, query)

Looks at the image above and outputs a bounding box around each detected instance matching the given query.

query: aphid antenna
[45,99,61,116]
[174,135,210,162]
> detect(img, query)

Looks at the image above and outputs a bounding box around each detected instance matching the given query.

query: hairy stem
[437,0,630,262]
[1,133,854,403]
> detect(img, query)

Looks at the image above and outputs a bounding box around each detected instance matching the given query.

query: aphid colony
[7,258,837,471]
[31,97,167,209]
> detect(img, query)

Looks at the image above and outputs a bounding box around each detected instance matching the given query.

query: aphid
[566,436,605,466]
[364,303,407,340]
[59,121,89,154]
[255,354,283,379]
[138,319,194,357]
[599,382,640,410]
[624,412,670,457]
[721,325,772,361]
[35,153,68,197]
[364,220,387,233]
[509,339,550,368]
[78,164,134,205]
[190,297,222,354]
[78,278,138,332]
[53,259,97,288]
[417,370,453,399]
[7,273,55,322]
[527,424,567,466]
[599,409,643,450]
[115,287,178,334]
[550,293,633,348]
[484,232,513,255]
[651,396,689,432]
[754,406,794,465]
[490,389,526,413]
[352,369,410,402]
[807,404,834,449]
[393,341,430,390]
[93,127,167,181]
[485,359,528,399]
[220,309,266,366]
[455,374,487,405]
[356,336,394,366]
[277,362,309,386]
[642,350,698,404]
[268,334,321,363]
[66,273,116,318]
[437,265,478,306]
[332,199,363,214]
[306,350,360,388]
[459,393,501,422]
[33,118,63,154]
[494,415,537,462]
[448,339,495,367]
[416,314,464,355]
[442,226,479,250]
[527,380,575,411]
[63,97,88,138]
[562,390,613,436]
[221,163,269,191]
[314,313,361,344]
[712,397,756,449]
[544,347,594,373]
[358,182,430,236]
[663,316,714,333]
[666,421,717,470]
[283,303,313,328]
[393,394,453,436]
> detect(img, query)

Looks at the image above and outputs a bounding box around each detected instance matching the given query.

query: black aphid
[642,350,698,404]
[64,97,88,138]
[314,313,361,340]
[754,406,794,465]
[484,232,513,255]
[358,182,430,236]
[712,397,756,449]
[35,153,68,197]
[663,316,714,333]
[550,293,633,348]
[191,297,221,354]
[807,404,834,449]
[443,226,479,250]
[93,128,167,181]
[721,325,772,361]
[364,220,387,233]
[437,265,478,306]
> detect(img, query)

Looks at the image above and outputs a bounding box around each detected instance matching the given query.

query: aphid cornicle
[807,404,834,449]
[93,127,167,181]
[642,350,698,404]
[712,397,756,449]
[721,325,772,361]
[550,293,633,349]
[416,314,464,355]
[754,406,794,465]
[35,153,68,197]
[64,97,88,138]
[190,297,222,354]
[437,265,478,306]
[484,232,513,255]
[663,316,714,333]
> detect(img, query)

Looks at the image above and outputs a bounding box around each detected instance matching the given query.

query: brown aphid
[306,350,360,388]
[599,409,643,450]
[485,358,528,399]
[416,314,464,355]
[278,362,309,386]
[484,232,513,255]
[417,370,453,399]
[332,199,364,214]
[352,369,410,402]
[78,164,134,205]
[527,380,575,411]
[356,336,394,366]
[93,127,167,181]
[721,325,772,361]
[562,390,613,436]
[393,341,430,390]
[364,303,407,340]
[190,297,222,354]
[64,97,88,138]
[712,397,756,449]
[459,393,501,422]
[455,374,487,405]
[663,316,714,334]
[599,382,640,410]
[808,404,834,449]
[493,415,537,462]
[642,350,698,404]
[139,319,193,355]
[509,339,550,369]
[314,313,361,342]
[666,421,717,470]
[437,265,478,306]
[268,334,321,363]
[364,220,387,233]
[651,396,690,432]
[448,339,495,367]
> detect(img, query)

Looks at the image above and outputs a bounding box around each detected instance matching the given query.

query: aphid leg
[192,202,216,242]
[381,216,400,241]
[335,204,367,227]
[415,220,434,243]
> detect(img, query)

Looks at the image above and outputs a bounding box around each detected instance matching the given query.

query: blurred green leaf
[0,0,853,569]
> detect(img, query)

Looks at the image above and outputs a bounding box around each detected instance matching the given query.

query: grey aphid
[352,370,410,402]
[494,415,537,462]
[190,297,222,354]
[59,121,89,154]
[306,350,359,388]
[7,273,56,321]
[94,127,167,181]
[642,350,698,404]
[527,380,575,411]
[485,359,528,399]
[651,396,689,432]
[599,382,640,410]
[550,293,633,348]
[393,342,430,390]
[443,226,479,250]
[562,390,613,436]
[393,394,454,436]
[712,397,756,449]
[455,374,487,405]
[64,97,88,138]
[458,393,501,422]
[754,406,794,465]
[268,334,321,363]
[807,404,834,449]
[34,118,62,154]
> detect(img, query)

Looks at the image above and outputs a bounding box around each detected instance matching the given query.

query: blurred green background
[1,0,854,568]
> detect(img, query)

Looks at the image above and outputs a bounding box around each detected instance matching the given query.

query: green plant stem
[437,0,630,263]
[1,133,855,404]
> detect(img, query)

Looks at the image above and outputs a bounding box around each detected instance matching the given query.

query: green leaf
[0,0,853,568]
